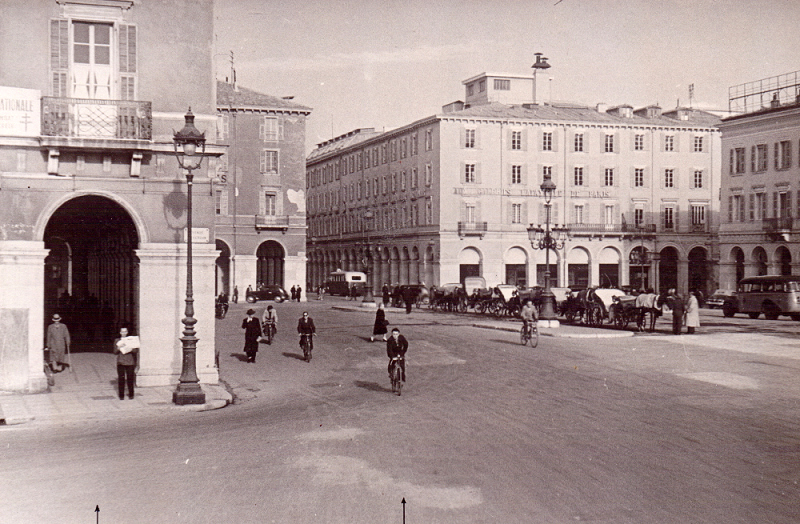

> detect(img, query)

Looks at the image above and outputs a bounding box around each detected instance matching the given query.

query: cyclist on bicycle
[297,311,316,350]
[386,327,408,382]
[262,305,277,343]
[520,299,538,335]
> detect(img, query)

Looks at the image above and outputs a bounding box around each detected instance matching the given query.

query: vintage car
[245,285,290,303]
[705,289,736,309]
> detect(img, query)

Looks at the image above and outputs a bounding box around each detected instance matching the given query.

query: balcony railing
[41,97,152,140]
[458,221,488,237]
[255,215,291,232]
[763,217,795,232]
[567,223,656,234]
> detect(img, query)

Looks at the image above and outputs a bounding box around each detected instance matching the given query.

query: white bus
[324,270,367,296]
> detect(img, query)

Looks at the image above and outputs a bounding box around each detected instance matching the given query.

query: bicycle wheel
[520,326,529,345]
[529,326,539,348]
[393,365,403,396]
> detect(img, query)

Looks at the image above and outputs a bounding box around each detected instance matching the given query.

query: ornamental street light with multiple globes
[172,108,206,405]
[527,175,569,323]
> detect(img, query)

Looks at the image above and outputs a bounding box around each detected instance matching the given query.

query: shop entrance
[44,195,139,351]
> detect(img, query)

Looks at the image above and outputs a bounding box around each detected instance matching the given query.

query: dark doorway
[659,247,679,293]
[777,246,792,276]
[256,240,285,287]
[44,195,139,351]
[505,264,526,286]
[459,264,480,283]
[688,247,709,296]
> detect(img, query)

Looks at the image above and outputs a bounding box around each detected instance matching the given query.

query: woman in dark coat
[372,303,389,342]
[242,309,262,363]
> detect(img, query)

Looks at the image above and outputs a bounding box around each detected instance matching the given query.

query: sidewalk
[0,352,231,426]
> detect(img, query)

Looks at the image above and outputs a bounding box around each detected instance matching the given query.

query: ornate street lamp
[527,175,569,325]
[630,226,650,291]
[361,209,376,306]
[172,108,206,405]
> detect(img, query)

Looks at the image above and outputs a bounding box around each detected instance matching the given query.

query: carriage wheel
[565,309,576,323]
[614,312,627,329]
[493,302,505,318]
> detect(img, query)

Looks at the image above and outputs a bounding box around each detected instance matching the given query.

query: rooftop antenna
[689,83,695,108]
[531,53,551,105]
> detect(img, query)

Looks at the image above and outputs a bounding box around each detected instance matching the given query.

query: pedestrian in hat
[242,309,262,363]
[46,313,71,372]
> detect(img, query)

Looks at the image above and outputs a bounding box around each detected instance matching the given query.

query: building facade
[0,0,222,392]
[718,72,800,288]
[306,72,722,297]
[215,82,311,301]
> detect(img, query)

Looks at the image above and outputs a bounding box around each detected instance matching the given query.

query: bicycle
[300,333,314,362]
[262,321,276,344]
[520,321,539,348]
[389,356,404,396]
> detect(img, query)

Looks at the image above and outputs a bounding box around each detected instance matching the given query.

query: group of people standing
[661,288,701,335]
[290,285,303,302]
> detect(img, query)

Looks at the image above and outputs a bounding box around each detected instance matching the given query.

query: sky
[214,0,800,154]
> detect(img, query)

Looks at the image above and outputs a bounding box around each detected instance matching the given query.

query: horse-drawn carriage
[560,287,648,330]
[429,283,467,312]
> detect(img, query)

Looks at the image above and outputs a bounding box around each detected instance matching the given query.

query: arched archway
[775,246,792,276]
[44,195,139,350]
[688,246,709,296]
[215,239,231,297]
[752,246,768,276]
[256,241,285,287]
[568,247,590,288]
[659,246,679,293]
[598,247,621,288]
[504,246,528,287]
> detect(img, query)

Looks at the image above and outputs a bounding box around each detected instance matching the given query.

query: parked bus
[723,275,800,320]
[324,270,367,296]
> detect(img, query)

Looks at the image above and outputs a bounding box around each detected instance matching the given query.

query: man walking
[46,313,71,372]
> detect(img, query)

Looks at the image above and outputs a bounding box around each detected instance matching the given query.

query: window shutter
[552,202,559,225]
[474,163,481,184]
[119,25,137,100]
[522,201,528,225]
[674,204,680,231]
[629,166,635,187]
[552,129,559,152]
[661,133,666,152]
[521,128,528,151]
[787,192,792,218]
[522,164,528,185]
[673,168,679,189]
[774,143,779,169]
[674,133,680,152]
[613,132,620,153]
[474,127,480,149]
[459,128,466,149]
[773,192,778,218]
[50,19,69,97]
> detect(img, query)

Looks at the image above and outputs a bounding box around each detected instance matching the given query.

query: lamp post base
[538,290,561,328]
[172,382,205,405]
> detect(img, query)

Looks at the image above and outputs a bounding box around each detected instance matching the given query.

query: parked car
[245,285,289,303]
[705,289,736,309]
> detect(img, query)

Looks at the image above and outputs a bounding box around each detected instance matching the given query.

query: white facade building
[306,73,722,296]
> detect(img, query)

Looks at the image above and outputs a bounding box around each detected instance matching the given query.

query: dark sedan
[245,285,289,303]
